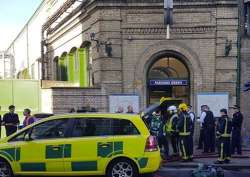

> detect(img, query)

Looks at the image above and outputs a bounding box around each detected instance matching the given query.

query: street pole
[164,0,173,39]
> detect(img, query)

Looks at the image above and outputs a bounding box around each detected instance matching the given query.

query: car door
[9,118,73,175]
[64,117,114,175]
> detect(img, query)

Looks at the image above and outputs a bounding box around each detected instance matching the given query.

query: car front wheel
[107,158,138,177]
[0,160,13,177]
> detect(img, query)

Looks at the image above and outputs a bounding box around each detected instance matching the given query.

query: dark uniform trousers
[204,127,215,153]
[198,128,204,149]
[170,133,179,155]
[218,137,231,161]
[231,129,242,154]
[179,135,192,160]
[158,135,169,157]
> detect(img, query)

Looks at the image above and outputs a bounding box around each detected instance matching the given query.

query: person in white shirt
[187,105,196,156]
[196,105,207,149]
[198,105,216,153]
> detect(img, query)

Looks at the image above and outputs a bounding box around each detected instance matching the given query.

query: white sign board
[109,95,140,114]
[197,92,229,117]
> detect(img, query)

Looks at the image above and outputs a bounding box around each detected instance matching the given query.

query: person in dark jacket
[202,105,216,153]
[150,110,169,159]
[231,105,243,155]
[215,109,232,164]
[2,105,20,136]
[177,103,193,162]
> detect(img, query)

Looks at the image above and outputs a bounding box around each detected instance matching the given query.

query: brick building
[40,0,239,114]
[240,0,250,141]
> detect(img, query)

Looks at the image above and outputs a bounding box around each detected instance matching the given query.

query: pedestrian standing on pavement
[188,105,196,156]
[197,105,206,150]
[199,105,216,153]
[164,105,179,157]
[126,105,134,114]
[215,109,232,164]
[22,108,36,128]
[2,105,20,136]
[116,106,124,113]
[177,103,193,162]
[231,105,243,155]
[150,110,169,159]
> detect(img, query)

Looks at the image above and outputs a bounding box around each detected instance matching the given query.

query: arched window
[59,52,68,81]
[79,41,92,87]
[68,47,77,82]
[53,57,59,80]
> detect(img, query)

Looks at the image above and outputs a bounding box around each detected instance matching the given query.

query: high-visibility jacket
[177,112,192,136]
[164,114,178,133]
[216,115,232,138]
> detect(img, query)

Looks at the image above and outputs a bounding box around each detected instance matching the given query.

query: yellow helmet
[179,103,188,111]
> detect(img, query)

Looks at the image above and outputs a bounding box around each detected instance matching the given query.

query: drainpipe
[236,0,242,106]
[41,29,45,81]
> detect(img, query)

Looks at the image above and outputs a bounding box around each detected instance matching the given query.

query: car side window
[71,118,112,137]
[30,119,69,140]
[112,119,140,135]
[9,130,30,142]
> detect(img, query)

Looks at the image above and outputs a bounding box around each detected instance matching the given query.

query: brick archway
[134,41,203,108]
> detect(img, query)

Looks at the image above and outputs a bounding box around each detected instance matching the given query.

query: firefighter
[177,103,193,162]
[164,105,179,157]
[149,109,169,159]
[215,109,232,164]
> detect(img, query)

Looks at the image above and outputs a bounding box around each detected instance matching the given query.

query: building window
[58,53,68,81]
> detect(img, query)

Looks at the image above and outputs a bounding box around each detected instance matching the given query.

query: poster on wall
[109,94,140,114]
[197,92,229,117]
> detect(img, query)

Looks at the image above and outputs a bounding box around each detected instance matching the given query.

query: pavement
[28,150,250,177]
[153,149,250,177]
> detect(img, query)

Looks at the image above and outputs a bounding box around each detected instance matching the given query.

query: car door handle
[99,143,110,148]
[51,145,61,151]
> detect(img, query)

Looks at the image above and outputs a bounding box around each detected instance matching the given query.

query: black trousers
[204,127,215,153]
[179,135,192,160]
[198,128,204,149]
[190,134,194,155]
[158,135,169,157]
[170,133,179,155]
[231,129,242,155]
[218,137,231,161]
[5,126,17,137]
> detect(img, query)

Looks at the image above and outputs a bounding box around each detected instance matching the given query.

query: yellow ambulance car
[0,113,161,177]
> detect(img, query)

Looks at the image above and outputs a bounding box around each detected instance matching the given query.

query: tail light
[145,135,158,152]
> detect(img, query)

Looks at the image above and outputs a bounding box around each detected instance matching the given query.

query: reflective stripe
[165,115,177,132]
[219,143,224,161]
[181,140,188,160]
[221,118,231,138]
[179,114,190,136]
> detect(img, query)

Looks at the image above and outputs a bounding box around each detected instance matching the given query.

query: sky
[0,0,42,51]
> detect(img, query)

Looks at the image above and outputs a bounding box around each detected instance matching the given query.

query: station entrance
[147,55,190,106]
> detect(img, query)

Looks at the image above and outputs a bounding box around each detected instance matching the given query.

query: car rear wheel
[0,160,13,177]
[107,158,138,177]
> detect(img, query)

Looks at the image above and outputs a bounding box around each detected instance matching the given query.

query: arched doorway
[147,54,190,105]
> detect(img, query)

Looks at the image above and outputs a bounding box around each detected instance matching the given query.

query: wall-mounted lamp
[90,32,112,57]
